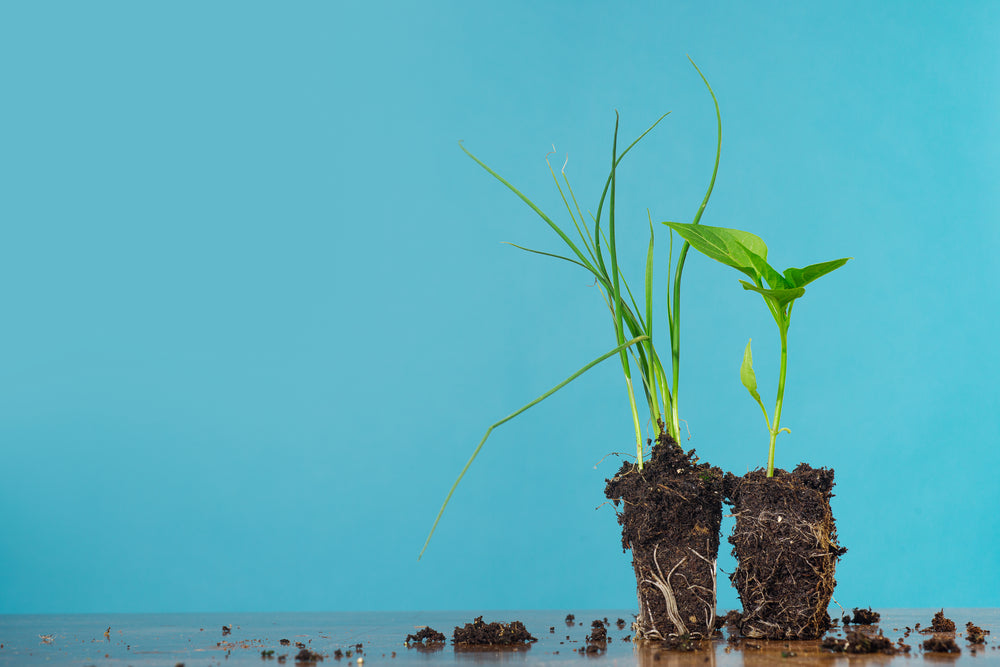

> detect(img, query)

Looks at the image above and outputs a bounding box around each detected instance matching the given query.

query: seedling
[663,223,849,476]
[419,59,721,558]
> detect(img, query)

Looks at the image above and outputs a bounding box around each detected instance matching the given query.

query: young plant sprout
[419,58,721,559]
[663,222,849,477]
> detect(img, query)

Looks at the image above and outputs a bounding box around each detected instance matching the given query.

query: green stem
[767,324,789,477]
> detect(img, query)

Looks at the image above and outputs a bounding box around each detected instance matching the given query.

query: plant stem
[767,324,789,477]
[625,376,644,469]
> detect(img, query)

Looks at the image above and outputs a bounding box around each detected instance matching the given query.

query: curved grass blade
[418,335,650,560]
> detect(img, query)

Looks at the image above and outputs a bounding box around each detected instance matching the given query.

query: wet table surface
[1,609,997,666]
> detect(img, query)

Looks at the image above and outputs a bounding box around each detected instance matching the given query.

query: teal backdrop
[1,1,997,614]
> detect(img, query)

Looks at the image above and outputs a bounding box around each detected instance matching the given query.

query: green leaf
[782,257,851,289]
[419,335,650,560]
[748,252,789,290]
[740,339,770,427]
[739,280,805,307]
[663,223,769,281]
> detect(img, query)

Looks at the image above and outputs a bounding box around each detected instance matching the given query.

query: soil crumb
[966,622,989,644]
[294,647,324,662]
[404,627,446,645]
[923,636,961,653]
[822,629,899,655]
[564,614,575,626]
[577,620,608,654]
[615,618,626,630]
[919,610,956,633]
[453,616,537,646]
[849,607,880,624]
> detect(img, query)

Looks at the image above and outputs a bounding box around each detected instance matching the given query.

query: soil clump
[923,636,961,653]
[919,609,956,633]
[724,463,846,639]
[822,629,902,655]
[404,627,446,646]
[578,620,608,654]
[452,616,536,646]
[605,428,723,639]
[966,621,988,644]
[844,607,880,625]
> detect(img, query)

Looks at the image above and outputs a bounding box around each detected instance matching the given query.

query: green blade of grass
[418,335,651,560]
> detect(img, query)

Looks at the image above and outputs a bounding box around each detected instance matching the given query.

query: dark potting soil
[822,629,903,655]
[919,609,956,633]
[923,636,961,653]
[404,627,446,645]
[452,616,537,646]
[605,429,723,639]
[724,464,846,640]
[578,620,608,654]
[844,607,880,625]
[966,621,989,644]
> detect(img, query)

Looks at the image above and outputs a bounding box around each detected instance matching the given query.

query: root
[636,542,719,639]
[640,545,689,638]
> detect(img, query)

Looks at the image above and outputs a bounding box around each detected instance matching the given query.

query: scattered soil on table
[724,464,846,639]
[844,607,880,625]
[923,636,961,653]
[452,616,537,646]
[822,629,902,655]
[404,627,446,645]
[605,427,724,639]
[919,609,956,633]
[966,621,989,644]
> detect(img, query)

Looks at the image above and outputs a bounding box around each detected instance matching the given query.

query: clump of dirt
[923,636,961,653]
[846,607,880,625]
[605,428,723,639]
[295,647,325,662]
[564,614,575,626]
[452,617,537,646]
[966,622,988,644]
[616,618,626,630]
[822,629,899,655]
[404,627,446,645]
[577,620,608,655]
[919,610,956,633]
[724,464,846,639]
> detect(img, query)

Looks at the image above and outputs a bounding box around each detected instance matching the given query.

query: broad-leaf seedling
[419,59,721,559]
[663,222,848,477]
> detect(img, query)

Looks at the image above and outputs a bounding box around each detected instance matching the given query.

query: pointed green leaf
[740,339,771,430]
[748,252,789,290]
[740,339,762,404]
[663,222,769,280]
[782,257,851,289]
[739,280,805,307]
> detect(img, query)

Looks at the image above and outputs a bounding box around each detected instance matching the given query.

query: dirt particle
[404,627,445,645]
[295,647,324,662]
[923,636,961,653]
[966,621,989,644]
[919,610,956,633]
[822,629,899,654]
[849,607,880,624]
[453,616,537,646]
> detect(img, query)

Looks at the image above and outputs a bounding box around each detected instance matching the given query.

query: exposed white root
[640,545,689,637]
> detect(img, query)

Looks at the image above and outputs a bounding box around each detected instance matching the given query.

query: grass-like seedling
[663,223,849,477]
[419,59,721,559]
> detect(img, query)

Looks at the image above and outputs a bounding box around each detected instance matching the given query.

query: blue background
[2,2,997,614]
